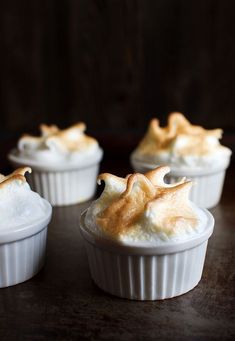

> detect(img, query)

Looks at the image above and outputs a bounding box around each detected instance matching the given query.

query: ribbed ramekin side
[168,171,226,208]
[0,227,48,288]
[84,239,208,300]
[28,164,99,206]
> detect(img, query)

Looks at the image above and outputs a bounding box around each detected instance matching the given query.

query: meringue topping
[18,122,98,154]
[0,168,50,230]
[85,166,201,243]
[132,113,231,168]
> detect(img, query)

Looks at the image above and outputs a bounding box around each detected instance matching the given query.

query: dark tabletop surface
[0,159,234,341]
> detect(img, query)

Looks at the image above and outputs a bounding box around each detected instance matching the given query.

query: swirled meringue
[17,123,100,164]
[132,113,231,169]
[85,166,207,244]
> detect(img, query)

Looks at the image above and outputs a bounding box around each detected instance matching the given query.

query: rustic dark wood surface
[0,158,234,340]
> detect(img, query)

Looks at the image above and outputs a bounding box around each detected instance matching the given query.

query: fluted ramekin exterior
[0,227,48,288]
[167,171,225,209]
[84,240,208,300]
[0,199,52,288]
[27,165,99,206]
[80,210,214,300]
[8,148,103,206]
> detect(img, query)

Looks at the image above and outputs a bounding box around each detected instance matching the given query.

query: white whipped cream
[0,169,50,231]
[85,166,207,245]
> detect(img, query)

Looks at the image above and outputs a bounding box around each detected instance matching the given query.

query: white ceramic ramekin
[79,209,214,300]
[130,155,231,209]
[0,200,52,288]
[8,149,103,206]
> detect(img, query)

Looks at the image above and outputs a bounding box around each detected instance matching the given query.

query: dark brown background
[0,0,235,170]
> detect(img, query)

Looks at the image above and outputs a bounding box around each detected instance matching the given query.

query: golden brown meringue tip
[149,112,223,137]
[39,122,86,138]
[168,112,191,127]
[97,173,126,186]
[144,166,186,188]
[40,124,59,137]
[66,122,86,133]
[98,166,188,193]
[148,119,166,141]
[145,166,170,186]
[0,167,31,189]
[136,112,225,157]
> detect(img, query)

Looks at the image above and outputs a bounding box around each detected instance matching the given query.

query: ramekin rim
[8,147,103,171]
[0,199,52,244]
[130,153,231,176]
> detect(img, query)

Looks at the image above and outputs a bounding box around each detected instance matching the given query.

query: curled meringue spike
[207,128,223,138]
[98,173,126,187]
[0,167,31,188]
[149,118,160,134]
[61,123,86,136]
[145,166,170,186]
[168,112,191,127]
[145,166,186,188]
[124,173,156,198]
[40,124,59,137]
[12,167,32,177]
[162,181,193,201]
[97,173,127,199]
[148,119,166,142]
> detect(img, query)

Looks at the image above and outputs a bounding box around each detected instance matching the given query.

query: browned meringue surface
[136,112,222,156]
[19,123,98,153]
[131,113,231,169]
[85,166,203,242]
[0,167,31,189]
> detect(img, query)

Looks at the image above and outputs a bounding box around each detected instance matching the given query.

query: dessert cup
[0,199,52,288]
[130,154,231,209]
[80,209,214,301]
[8,148,103,206]
[131,113,232,209]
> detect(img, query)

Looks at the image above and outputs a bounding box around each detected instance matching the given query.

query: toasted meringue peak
[40,124,59,137]
[134,112,226,158]
[85,166,200,242]
[0,167,31,189]
[144,166,185,187]
[18,122,98,154]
